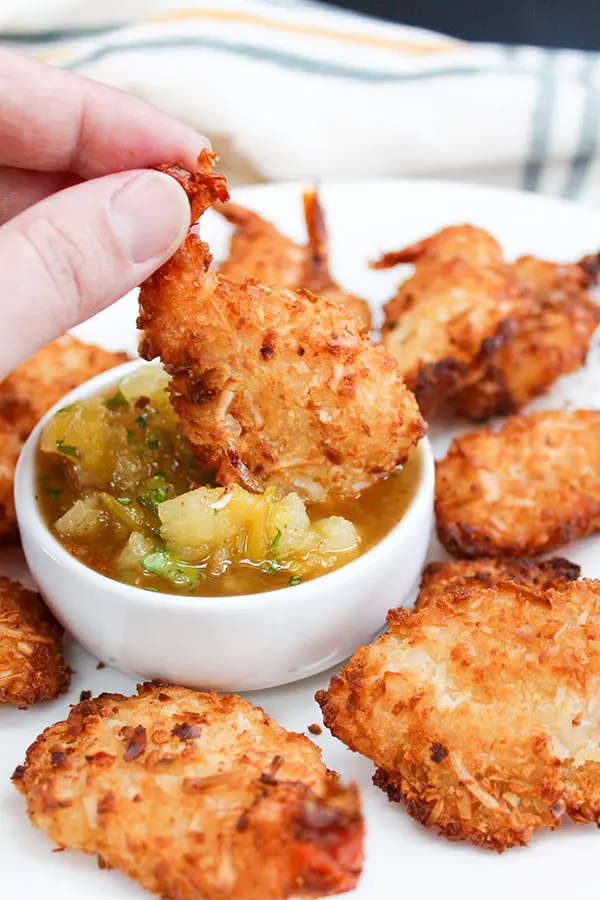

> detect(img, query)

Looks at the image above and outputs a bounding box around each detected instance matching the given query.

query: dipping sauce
[37,365,421,596]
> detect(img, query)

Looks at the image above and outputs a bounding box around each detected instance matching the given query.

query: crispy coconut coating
[435,410,600,558]
[13,683,363,900]
[0,335,129,439]
[0,577,70,706]
[415,556,580,610]
[453,254,600,420]
[0,428,22,544]
[0,336,128,543]
[215,191,371,327]
[140,153,425,501]
[375,225,531,417]
[317,579,600,851]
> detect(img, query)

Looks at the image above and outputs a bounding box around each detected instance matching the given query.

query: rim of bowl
[15,359,435,612]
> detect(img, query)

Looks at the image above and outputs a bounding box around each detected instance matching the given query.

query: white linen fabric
[1,0,599,202]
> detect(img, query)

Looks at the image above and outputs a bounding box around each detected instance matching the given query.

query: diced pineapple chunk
[159,481,358,573]
[41,402,129,487]
[159,485,265,563]
[119,363,171,403]
[55,496,104,537]
[117,532,155,570]
[314,516,358,553]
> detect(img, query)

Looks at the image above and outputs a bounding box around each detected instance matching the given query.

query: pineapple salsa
[36,364,420,596]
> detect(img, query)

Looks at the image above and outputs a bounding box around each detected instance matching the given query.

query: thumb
[0,169,190,377]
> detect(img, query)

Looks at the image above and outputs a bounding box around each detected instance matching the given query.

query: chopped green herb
[155,469,168,480]
[288,575,302,586]
[212,508,219,516]
[148,439,160,450]
[140,549,200,586]
[55,439,80,459]
[145,586,160,593]
[136,414,147,429]
[271,528,282,552]
[43,487,63,500]
[116,497,132,506]
[126,428,133,441]
[57,405,73,414]
[137,486,168,513]
[103,391,128,411]
[267,558,282,574]
[153,526,162,538]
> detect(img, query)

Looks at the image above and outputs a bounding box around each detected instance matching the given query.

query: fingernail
[109,171,191,263]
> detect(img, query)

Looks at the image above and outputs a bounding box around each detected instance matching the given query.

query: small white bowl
[15,361,434,691]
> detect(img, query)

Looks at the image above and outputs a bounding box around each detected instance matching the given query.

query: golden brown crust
[0,336,129,543]
[435,410,600,558]
[14,683,363,899]
[376,225,532,417]
[415,556,581,609]
[0,577,70,706]
[215,191,371,328]
[141,156,425,501]
[317,579,600,851]
[0,335,130,438]
[453,255,600,420]
[156,152,229,223]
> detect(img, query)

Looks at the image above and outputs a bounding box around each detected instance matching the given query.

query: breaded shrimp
[0,577,70,706]
[0,336,128,543]
[415,556,580,610]
[215,191,371,327]
[14,682,363,900]
[435,410,600,558]
[453,253,600,420]
[375,225,531,417]
[139,153,425,501]
[0,428,22,544]
[317,578,600,851]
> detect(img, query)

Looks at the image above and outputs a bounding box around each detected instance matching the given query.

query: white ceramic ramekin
[15,361,434,691]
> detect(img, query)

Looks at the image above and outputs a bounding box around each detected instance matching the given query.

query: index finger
[0,49,210,179]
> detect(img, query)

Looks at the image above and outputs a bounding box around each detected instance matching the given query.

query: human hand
[0,50,210,378]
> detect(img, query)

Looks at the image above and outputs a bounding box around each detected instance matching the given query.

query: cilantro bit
[271,529,282,552]
[155,469,167,480]
[55,439,80,459]
[137,486,168,513]
[288,575,302,586]
[136,414,148,429]
[140,550,199,586]
[148,439,160,450]
[103,391,128,411]
[43,487,63,500]
[116,497,131,506]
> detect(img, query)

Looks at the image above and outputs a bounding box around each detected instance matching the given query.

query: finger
[0,49,210,178]
[0,169,191,377]
[0,167,82,225]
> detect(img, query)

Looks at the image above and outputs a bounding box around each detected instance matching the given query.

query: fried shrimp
[374,225,530,417]
[0,429,22,543]
[0,577,70,706]
[14,682,363,900]
[215,192,371,327]
[435,410,600,558]
[0,336,128,543]
[0,335,129,439]
[415,556,580,610]
[317,578,600,851]
[453,254,600,420]
[139,153,424,501]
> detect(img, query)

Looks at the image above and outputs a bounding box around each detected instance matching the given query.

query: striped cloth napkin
[1,0,599,202]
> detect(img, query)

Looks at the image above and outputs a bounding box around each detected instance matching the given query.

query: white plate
[3,178,600,900]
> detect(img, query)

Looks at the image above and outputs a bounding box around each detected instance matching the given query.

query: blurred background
[1,0,599,200]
